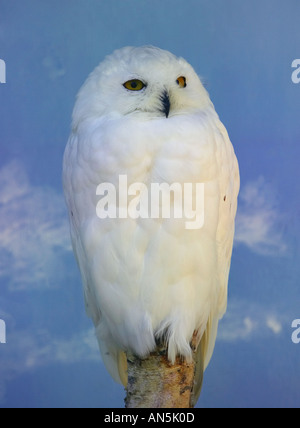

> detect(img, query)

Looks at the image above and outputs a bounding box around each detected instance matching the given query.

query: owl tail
[191,315,220,406]
[117,351,128,387]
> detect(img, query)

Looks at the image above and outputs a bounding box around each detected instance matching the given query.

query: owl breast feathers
[63,46,240,397]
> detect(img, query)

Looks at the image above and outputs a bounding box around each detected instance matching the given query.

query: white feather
[63,46,240,387]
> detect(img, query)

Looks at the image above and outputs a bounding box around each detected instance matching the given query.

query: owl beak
[160,90,170,118]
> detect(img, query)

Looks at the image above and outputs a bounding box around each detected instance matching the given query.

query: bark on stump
[125,334,199,408]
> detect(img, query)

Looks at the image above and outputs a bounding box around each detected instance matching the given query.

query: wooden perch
[125,332,201,408]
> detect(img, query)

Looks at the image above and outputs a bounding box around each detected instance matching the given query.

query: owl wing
[63,132,128,386]
[192,117,240,405]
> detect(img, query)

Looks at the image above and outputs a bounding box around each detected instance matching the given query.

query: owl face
[72,46,211,129]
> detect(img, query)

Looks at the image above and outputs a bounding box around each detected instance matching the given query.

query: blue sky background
[0,0,300,408]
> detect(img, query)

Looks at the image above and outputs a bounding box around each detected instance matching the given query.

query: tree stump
[125,333,201,408]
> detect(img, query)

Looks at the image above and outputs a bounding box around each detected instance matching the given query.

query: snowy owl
[63,46,240,402]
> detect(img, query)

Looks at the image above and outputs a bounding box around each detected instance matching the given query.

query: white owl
[63,46,240,402]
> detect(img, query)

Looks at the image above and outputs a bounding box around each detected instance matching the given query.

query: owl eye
[123,79,146,91]
[176,76,187,88]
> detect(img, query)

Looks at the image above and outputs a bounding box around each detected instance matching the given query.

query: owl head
[72,46,211,130]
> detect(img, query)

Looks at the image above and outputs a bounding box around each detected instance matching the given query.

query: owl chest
[73,118,221,231]
[88,121,218,187]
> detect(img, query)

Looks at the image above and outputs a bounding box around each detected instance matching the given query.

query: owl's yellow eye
[176,76,187,88]
[123,79,146,91]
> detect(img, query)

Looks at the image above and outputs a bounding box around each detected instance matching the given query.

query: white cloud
[266,316,282,335]
[219,315,257,342]
[0,161,102,403]
[0,160,72,290]
[218,299,284,342]
[42,56,66,80]
[22,328,100,369]
[235,177,286,255]
[0,327,100,403]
